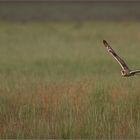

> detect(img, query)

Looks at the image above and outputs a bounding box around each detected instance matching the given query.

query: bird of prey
[103,40,140,77]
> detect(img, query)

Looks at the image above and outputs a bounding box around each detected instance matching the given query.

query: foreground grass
[0,21,140,138]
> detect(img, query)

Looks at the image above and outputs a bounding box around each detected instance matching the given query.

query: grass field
[0,21,140,138]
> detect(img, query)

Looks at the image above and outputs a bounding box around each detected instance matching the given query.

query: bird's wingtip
[103,40,107,44]
[103,40,109,47]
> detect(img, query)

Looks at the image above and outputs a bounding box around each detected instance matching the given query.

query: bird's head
[121,70,127,76]
[121,70,130,77]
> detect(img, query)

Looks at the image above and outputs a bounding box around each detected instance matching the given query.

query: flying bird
[103,40,140,77]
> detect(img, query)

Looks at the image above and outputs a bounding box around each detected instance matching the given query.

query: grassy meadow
[0,9,140,138]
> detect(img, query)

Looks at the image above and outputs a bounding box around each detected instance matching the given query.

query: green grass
[0,21,140,138]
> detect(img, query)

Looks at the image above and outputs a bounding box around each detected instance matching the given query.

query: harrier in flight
[103,40,140,77]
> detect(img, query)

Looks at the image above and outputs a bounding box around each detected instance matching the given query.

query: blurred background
[0,0,140,21]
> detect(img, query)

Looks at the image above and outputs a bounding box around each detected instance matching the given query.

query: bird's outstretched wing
[103,40,130,71]
[130,70,140,75]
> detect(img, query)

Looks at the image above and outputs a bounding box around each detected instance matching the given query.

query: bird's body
[103,40,140,77]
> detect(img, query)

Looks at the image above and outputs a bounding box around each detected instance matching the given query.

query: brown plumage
[103,40,140,77]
